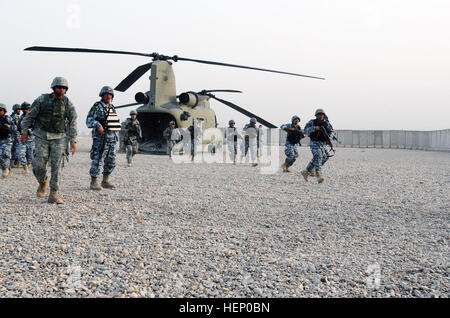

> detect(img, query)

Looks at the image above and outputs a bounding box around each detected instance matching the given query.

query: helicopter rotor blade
[199,89,243,94]
[114,102,144,110]
[209,95,278,129]
[25,46,324,80]
[115,63,153,92]
[24,46,153,57]
[175,57,325,80]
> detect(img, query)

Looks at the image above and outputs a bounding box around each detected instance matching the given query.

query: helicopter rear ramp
[137,112,176,154]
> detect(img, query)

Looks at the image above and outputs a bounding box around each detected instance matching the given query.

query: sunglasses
[54,86,68,90]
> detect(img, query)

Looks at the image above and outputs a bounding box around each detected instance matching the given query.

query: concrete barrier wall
[220,128,450,152]
[332,129,450,151]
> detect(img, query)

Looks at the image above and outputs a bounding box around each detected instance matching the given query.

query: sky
[1,0,449,134]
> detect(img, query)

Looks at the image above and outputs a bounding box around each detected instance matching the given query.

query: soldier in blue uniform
[86,86,121,190]
[280,115,305,172]
[17,102,34,174]
[10,104,21,168]
[301,109,335,184]
[0,104,17,178]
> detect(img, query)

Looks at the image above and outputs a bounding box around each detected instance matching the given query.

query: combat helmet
[99,86,114,98]
[12,104,21,112]
[130,110,137,116]
[229,120,235,125]
[51,77,69,90]
[0,103,7,113]
[21,102,31,110]
[250,117,257,124]
[169,121,176,126]
[315,108,326,116]
[292,115,300,123]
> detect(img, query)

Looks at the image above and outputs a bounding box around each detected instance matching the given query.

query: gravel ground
[0,137,448,298]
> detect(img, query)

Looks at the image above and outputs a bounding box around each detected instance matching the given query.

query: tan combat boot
[10,160,17,169]
[282,163,291,173]
[23,165,29,174]
[37,178,50,198]
[90,177,103,191]
[101,175,116,190]
[2,168,13,179]
[316,171,325,184]
[301,170,310,181]
[48,189,64,205]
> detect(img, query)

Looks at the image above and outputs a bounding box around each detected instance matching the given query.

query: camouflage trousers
[241,138,257,161]
[227,140,238,161]
[166,139,173,155]
[126,143,138,164]
[284,142,299,167]
[17,138,35,166]
[0,139,12,170]
[33,137,66,191]
[190,140,199,157]
[306,141,330,172]
[11,139,19,163]
[90,138,117,178]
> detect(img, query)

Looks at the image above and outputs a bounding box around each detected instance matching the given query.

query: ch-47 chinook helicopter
[25,46,325,153]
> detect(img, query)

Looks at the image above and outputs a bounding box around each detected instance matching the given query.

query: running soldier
[225,120,242,164]
[0,104,17,178]
[301,109,335,184]
[17,102,35,174]
[20,77,78,204]
[280,115,305,172]
[123,110,142,167]
[86,86,121,190]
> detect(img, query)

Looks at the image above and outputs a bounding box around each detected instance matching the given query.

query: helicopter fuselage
[134,60,220,153]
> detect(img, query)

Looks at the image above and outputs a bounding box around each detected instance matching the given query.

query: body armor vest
[0,116,10,139]
[39,95,67,133]
[287,126,304,145]
[105,108,121,132]
[309,119,331,142]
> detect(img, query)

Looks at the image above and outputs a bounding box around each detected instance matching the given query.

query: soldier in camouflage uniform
[240,118,259,167]
[225,120,242,164]
[17,102,35,174]
[301,109,335,184]
[280,115,305,173]
[10,104,21,168]
[163,121,176,157]
[86,86,120,191]
[187,119,202,162]
[123,110,142,167]
[21,77,78,204]
[0,104,17,178]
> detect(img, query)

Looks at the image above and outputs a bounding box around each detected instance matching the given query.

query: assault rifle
[319,126,336,158]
